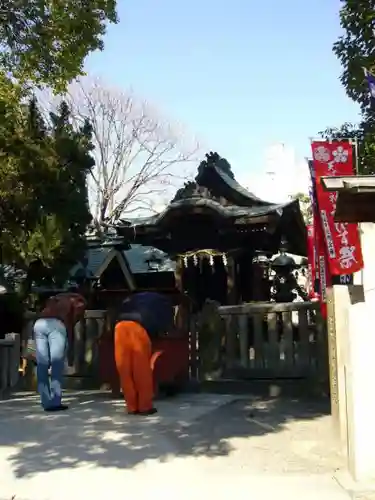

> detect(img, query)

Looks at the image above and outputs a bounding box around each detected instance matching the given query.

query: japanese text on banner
[315,206,330,318]
[310,141,363,275]
[306,224,315,298]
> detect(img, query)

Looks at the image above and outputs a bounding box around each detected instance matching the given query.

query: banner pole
[353,138,359,175]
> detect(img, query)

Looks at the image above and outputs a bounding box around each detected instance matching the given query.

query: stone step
[198,378,329,399]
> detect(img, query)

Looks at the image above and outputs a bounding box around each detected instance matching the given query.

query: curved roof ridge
[212,165,274,206]
[119,197,294,228]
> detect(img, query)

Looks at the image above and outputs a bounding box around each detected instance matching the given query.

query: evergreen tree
[0,0,118,92]
[0,1,118,293]
[0,97,93,289]
[322,1,375,174]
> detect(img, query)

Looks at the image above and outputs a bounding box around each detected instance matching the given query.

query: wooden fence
[0,333,21,394]
[5,301,328,392]
[214,301,328,380]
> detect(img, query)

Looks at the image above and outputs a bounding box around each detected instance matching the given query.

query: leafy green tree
[290,192,312,225]
[47,100,94,280]
[320,122,375,175]
[0,1,117,294]
[0,0,118,92]
[333,0,375,110]
[320,1,375,174]
[0,97,93,289]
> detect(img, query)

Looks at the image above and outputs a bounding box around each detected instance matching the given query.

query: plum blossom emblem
[313,146,330,162]
[332,146,349,163]
[339,245,357,269]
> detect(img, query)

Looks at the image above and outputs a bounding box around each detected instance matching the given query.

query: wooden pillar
[225,255,236,305]
[174,256,184,332]
[251,262,270,301]
[225,255,237,368]
[174,257,192,336]
[174,257,183,293]
[175,256,198,380]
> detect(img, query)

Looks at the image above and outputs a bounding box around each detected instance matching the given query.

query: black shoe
[138,408,157,416]
[44,404,69,412]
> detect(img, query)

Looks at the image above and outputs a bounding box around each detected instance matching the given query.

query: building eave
[321,175,375,223]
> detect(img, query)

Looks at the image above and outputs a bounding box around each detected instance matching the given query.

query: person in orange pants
[114,320,154,414]
[114,292,174,416]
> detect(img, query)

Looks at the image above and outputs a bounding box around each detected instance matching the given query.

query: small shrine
[114,152,307,308]
[19,154,315,396]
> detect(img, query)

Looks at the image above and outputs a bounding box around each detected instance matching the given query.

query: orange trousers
[114,320,154,413]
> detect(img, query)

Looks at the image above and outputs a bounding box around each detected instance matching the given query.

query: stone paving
[0,391,351,499]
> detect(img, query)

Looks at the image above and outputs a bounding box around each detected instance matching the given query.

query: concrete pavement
[0,391,351,499]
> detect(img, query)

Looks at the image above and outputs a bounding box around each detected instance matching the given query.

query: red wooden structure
[98,332,190,396]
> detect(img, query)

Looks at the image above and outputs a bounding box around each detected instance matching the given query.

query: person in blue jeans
[33,293,86,412]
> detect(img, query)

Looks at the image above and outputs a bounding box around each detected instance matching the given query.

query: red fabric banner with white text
[310,141,363,275]
[308,161,330,317]
[314,208,330,318]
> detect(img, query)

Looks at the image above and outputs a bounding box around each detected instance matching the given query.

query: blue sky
[86,0,360,180]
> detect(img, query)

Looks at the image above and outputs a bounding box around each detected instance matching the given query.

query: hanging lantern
[222,253,227,266]
[183,256,188,267]
[209,254,214,266]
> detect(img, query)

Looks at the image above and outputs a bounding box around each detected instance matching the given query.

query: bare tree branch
[49,76,202,225]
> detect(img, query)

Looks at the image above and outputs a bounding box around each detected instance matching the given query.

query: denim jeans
[33,318,67,410]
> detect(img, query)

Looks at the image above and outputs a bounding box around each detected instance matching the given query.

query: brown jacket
[39,293,86,340]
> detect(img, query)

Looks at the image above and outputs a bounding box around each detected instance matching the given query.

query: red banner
[311,141,363,275]
[314,208,331,318]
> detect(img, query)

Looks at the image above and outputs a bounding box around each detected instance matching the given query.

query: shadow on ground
[0,391,340,478]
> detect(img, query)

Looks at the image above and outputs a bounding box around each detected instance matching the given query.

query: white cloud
[238,143,310,204]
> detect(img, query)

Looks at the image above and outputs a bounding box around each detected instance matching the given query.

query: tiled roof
[117,198,289,229]
[123,245,175,274]
[210,164,273,205]
[70,246,114,278]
